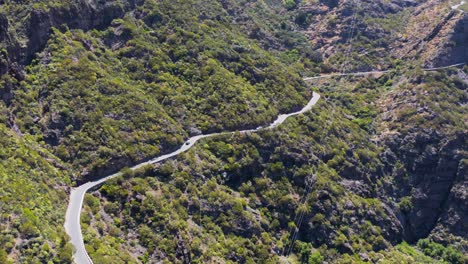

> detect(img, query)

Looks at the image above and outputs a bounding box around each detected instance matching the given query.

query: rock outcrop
[376,71,467,246]
[428,13,468,67]
[0,0,145,77]
[384,130,466,242]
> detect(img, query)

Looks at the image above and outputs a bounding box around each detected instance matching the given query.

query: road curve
[65,92,321,264]
[65,60,467,263]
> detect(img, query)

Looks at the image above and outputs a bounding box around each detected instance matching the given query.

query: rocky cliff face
[0,0,466,262]
[295,0,467,247]
[383,129,465,241]
[393,1,468,68]
[0,0,146,77]
[430,162,467,251]
[376,70,467,247]
[428,13,468,67]
[297,0,466,70]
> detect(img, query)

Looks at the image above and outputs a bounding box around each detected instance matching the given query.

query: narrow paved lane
[65,92,321,264]
[303,63,465,81]
[65,61,466,263]
[452,0,466,10]
[65,60,465,264]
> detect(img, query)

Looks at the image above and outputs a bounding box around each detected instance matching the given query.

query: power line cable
[283,172,315,257]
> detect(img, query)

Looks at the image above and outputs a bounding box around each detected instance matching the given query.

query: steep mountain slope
[0,122,72,263]
[5,0,318,183]
[77,1,466,262]
[297,0,467,70]
[376,69,467,246]
[0,0,466,263]
[81,100,402,263]
[0,0,317,262]
[81,68,466,264]
[0,0,134,75]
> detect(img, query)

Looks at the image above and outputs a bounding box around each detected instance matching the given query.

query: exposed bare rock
[376,72,467,244]
[0,0,145,76]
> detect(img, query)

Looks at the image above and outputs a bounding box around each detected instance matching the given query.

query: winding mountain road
[65,92,321,264]
[65,62,465,264]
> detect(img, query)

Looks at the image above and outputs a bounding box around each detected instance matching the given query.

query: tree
[309,250,324,264]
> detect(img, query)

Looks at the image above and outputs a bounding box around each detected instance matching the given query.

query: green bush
[284,0,297,10]
[417,239,464,264]
[398,196,413,212]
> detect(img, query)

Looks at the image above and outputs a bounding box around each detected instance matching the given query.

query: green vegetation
[417,239,465,264]
[9,0,319,181]
[80,96,446,262]
[384,69,467,134]
[0,123,72,263]
[0,0,465,263]
[0,0,320,262]
[398,196,413,212]
[81,75,467,261]
[284,0,297,10]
